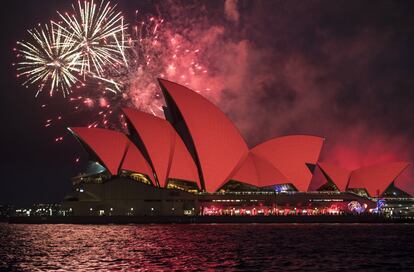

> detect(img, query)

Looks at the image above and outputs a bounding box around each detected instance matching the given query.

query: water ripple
[1,223,414,271]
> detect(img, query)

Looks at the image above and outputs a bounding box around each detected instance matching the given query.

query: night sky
[1,0,414,205]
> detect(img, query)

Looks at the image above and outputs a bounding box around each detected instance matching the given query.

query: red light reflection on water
[2,224,414,270]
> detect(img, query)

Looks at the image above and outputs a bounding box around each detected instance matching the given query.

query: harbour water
[1,223,414,271]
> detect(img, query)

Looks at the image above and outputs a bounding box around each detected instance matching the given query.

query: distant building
[63,79,413,217]
[13,204,67,217]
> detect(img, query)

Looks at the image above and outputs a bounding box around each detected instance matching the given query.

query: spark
[15,0,216,136]
[16,23,81,97]
[56,0,128,77]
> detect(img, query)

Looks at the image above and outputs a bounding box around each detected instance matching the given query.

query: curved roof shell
[121,142,154,184]
[169,134,200,188]
[251,135,324,192]
[348,161,410,197]
[307,165,330,191]
[123,108,175,187]
[69,79,412,196]
[317,162,351,192]
[229,152,289,189]
[69,127,129,175]
[159,78,248,192]
[123,108,200,188]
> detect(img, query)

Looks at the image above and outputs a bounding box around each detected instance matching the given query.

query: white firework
[16,22,81,97]
[56,0,128,78]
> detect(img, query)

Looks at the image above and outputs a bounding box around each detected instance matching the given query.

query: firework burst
[15,0,219,139]
[16,23,81,97]
[16,0,129,97]
[57,0,128,78]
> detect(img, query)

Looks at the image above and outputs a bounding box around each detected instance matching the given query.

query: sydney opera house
[63,79,413,217]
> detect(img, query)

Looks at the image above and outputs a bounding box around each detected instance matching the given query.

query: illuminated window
[166,179,199,193]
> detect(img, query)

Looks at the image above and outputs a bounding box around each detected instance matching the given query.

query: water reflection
[1,223,414,271]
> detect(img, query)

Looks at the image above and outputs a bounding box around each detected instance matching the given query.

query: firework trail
[56,0,128,78]
[15,23,81,97]
[16,0,128,98]
[15,0,221,134]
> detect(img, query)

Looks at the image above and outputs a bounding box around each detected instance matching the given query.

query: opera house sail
[62,79,413,218]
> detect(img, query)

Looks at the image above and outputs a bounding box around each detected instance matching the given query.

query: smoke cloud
[224,0,239,23]
[132,0,414,193]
